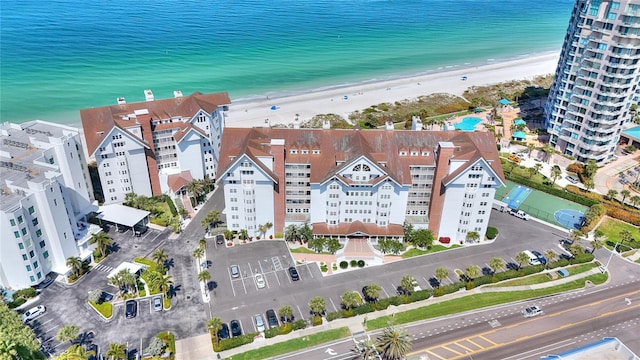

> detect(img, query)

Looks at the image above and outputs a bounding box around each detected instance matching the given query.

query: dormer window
[399,151,407,156]
[312,150,320,155]
[290,149,298,154]
[410,151,418,156]
[301,150,309,154]
[422,151,429,156]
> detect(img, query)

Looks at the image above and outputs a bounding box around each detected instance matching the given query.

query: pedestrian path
[93,263,114,273]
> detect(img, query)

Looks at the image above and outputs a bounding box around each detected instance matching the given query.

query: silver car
[254,314,265,332]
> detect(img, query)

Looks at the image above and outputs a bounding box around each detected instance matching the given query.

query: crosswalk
[271,256,283,271]
[93,263,114,273]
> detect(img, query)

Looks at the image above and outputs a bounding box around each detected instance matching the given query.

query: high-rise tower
[545,0,640,163]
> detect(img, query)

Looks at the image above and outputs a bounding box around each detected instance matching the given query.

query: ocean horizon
[0,0,574,125]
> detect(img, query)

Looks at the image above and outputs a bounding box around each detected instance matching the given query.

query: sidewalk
[176,263,604,360]
[594,152,638,196]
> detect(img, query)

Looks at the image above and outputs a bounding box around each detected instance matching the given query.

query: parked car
[22,305,46,323]
[288,266,300,281]
[508,209,530,220]
[522,250,542,266]
[153,295,163,312]
[86,344,99,360]
[217,323,230,340]
[216,235,225,245]
[531,250,547,265]
[266,309,279,328]
[125,300,137,319]
[254,314,265,332]
[522,305,543,318]
[230,319,242,337]
[255,273,266,289]
[230,265,240,278]
[565,175,579,184]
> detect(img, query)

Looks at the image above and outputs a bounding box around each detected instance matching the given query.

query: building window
[34,261,38,269]
[32,218,38,226]
[22,254,28,261]
[39,240,46,248]
[43,251,49,259]
[10,219,16,226]
[21,228,27,235]
[14,231,20,239]
[37,272,42,279]
[29,250,34,258]
[28,206,34,214]
[30,276,35,282]
[26,265,32,271]
[17,216,23,224]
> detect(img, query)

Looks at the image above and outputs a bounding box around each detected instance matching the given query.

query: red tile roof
[167,170,193,193]
[81,92,230,155]
[312,221,404,237]
[217,128,504,185]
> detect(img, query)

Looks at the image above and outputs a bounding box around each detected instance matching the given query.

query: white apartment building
[545,0,640,163]
[80,91,230,204]
[0,120,99,289]
[217,127,505,243]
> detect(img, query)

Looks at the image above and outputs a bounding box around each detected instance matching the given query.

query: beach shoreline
[225,51,560,129]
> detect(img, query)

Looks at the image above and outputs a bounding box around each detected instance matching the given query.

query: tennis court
[495,180,587,230]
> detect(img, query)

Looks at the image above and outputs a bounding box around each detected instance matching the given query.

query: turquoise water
[623,126,640,138]
[0,0,574,124]
[455,117,482,131]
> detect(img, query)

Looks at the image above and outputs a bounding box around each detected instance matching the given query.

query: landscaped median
[88,300,112,319]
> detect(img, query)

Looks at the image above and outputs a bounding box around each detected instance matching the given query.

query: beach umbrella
[343,95,348,100]
[270,105,278,110]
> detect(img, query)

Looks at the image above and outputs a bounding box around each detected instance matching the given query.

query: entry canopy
[96,204,150,228]
[498,99,510,105]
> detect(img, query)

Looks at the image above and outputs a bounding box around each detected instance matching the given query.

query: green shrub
[292,319,307,331]
[320,263,328,272]
[473,275,494,287]
[8,297,26,308]
[13,288,36,301]
[341,309,356,318]
[350,260,358,267]
[357,260,365,267]
[339,261,348,269]
[486,227,499,239]
[163,195,178,216]
[375,298,391,310]
[521,265,545,276]
[264,327,281,339]
[150,218,169,226]
[494,269,521,281]
[157,331,175,355]
[408,290,431,302]
[312,316,323,326]
[572,253,595,264]
[388,296,403,307]
[441,282,464,295]
[216,333,256,351]
[280,323,293,335]
[547,258,570,269]
[355,302,375,315]
[326,311,342,322]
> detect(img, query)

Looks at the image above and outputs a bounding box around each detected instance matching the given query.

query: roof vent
[144,89,154,102]
[117,97,126,105]
[173,90,183,98]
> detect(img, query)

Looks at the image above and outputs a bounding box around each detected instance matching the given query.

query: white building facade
[80,91,230,204]
[545,0,640,163]
[0,121,99,289]
[217,128,505,243]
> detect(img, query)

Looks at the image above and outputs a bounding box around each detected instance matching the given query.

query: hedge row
[214,333,258,352]
[505,172,599,207]
[163,195,178,216]
[565,186,640,226]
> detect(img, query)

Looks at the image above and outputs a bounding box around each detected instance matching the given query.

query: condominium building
[0,120,98,289]
[80,90,230,205]
[216,127,505,243]
[545,0,640,163]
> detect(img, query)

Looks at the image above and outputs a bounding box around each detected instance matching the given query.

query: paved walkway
[594,152,638,197]
[175,261,606,360]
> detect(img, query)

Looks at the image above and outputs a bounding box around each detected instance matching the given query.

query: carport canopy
[107,262,144,279]
[96,204,150,228]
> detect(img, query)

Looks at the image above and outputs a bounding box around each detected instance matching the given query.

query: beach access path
[225,52,560,129]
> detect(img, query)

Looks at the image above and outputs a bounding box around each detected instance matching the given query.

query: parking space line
[229,271,237,297]
[296,305,305,320]
[273,270,282,286]
[391,283,397,295]
[259,260,265,274]
[422,276,433,289]
[329,297,338,312]
[381,285,390,298]
[241,274,247,294]
[304,262,314,279]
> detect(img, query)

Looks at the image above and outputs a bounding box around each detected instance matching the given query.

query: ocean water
[0,0,574,124]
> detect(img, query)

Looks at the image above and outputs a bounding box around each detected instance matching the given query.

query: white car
[255,273,266,289]
[22,305,46,323]
[522,305,543,318]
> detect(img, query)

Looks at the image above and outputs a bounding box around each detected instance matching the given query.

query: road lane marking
[465,338,485,350]
[441,345,463,355]
[479,335,496,345]
[425,350,446,359]
[455,342,474,352]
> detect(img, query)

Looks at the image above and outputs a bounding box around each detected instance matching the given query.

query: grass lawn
[500,159,558,188]
[597,217,640,243]
[228,327,350,360]
[289,247,333,255]
[636,258,640,264]
[366,273,607,330]
[402,245,461,258]
[88,301,112,318]
[488,263,598,288]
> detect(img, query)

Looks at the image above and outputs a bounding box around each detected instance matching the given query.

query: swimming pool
[454,117,481,131]
[623,126,640,139]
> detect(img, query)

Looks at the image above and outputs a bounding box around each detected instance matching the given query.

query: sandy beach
[226,52,560,128]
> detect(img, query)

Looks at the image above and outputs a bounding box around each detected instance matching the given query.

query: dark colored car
[532,250,547,265]
[86,344,99,360]
[230,319,242,337]
[288,266,299,281]
[217,323,230,340]
[216,235,225,245]
[125,300,137,319]
[266,309,279,328]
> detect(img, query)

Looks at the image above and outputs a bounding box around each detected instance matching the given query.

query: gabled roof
[174,124,207,143]
[81,92,230,155]
[442,155,505,187]
[167,171,193,193]
[312,221,404,236]
[217,128,505,185]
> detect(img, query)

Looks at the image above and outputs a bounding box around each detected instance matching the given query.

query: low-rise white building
[80,90,230,206]
[0,120,98,289]
[217,127,505,243]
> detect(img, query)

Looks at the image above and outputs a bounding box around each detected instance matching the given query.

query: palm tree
[630,195,640,208]
[620,189,631,204]
[515,252,530,269]
[532,163,543,177]
[364,283,382,302]
[570,242,585,255]
[327,238,341,254]
[375,326,413,360]
[435,266,449,287]
[488,257,505,274]
[351,339,379,360]
[399,275,416,295]
[207,317,223,345]
[200,176,215,193]
[550,166,562,184]
[152,274,173,296]
[341,291,362,310]
[66,257,83,278]
[192,247,204,261]
[223,229,234,241]
[619,229,633,247]
[542,144,554,163]
[544,249,557,268]
[56,324,79,344]
[285,224,300,243]
[57,344,95,360]
[197,270,211,284]
[152,248,168,267]
[118,269,138,296]
[258,221,273,237]
[299,223,313,243]
[278,305,294,322]
[607,189,619,200]
[466,231,480,243]
[239,229,249,241]
[569,230,583,243]
[527,143,535,157]
[308,296,326,316]
[584,178,595,191]
[199,238,207,249]
[201,210,221,232]
[465,265,480,282]
[186,179,205,201]
[89,232,112,258]
[105,343,126,360]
